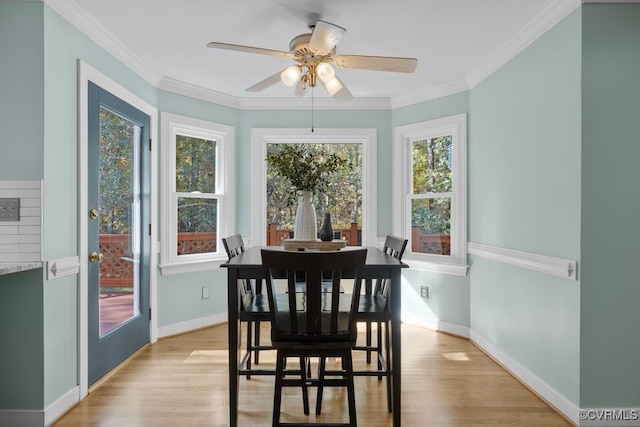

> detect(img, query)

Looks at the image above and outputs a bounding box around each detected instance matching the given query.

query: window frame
[251,128,377,247]
[393,114,468,276]
[159,112,235,275]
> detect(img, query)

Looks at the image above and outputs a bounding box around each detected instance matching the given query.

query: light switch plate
[0,198,20,221]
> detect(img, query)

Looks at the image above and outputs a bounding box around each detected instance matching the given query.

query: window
[160,113,235,275]
[252,128,377,247]
[265,142,363,246]
[393,114,467,275]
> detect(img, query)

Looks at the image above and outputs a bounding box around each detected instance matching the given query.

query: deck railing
[98,228,448,287]
[98,232,217,287]
[99,234,134,287]
[411,226,451,255]
[266,223,361,246]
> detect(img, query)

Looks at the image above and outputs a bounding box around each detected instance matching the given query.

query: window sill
[402,256,469,276]
[159,257,225,276]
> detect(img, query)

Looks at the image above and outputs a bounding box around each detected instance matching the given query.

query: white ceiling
[55,0,577,108]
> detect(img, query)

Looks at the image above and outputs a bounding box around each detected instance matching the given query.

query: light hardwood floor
[54,323,572,426]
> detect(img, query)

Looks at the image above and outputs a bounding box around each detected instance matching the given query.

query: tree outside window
[412,135,452,237]
[266,143,363,245]
[175,135,218,255]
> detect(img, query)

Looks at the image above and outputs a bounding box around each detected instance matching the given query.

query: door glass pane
[410,197,451,255]
[177,196,218,255]
[98,108,141,336]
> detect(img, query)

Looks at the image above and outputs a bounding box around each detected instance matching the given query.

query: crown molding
[391,79,470,109]
[466,0,581,89]
[45,0,162,87]
[160,77,391,110]
[44,0,585,110]
[159,77,240,109]
[237,96,391,110]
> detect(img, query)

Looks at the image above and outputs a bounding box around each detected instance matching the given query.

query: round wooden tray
[282,239,347,251]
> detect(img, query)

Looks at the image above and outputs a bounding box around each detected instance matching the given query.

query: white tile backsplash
[0,180,42,262]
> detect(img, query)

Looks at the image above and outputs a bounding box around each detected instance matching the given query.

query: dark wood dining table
[221,245,407,427]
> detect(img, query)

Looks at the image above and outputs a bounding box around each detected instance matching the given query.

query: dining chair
[261,248,367,427]
[353,234,407,413]
[222,234,270,377]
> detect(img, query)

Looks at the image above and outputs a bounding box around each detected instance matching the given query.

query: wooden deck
[99,291,134,336]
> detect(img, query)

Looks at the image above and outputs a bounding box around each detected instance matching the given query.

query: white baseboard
[401,312,470,338]
[470,330,579,425]
[0,386,80,427]
[157,313,227,338]
[45,386,79,426]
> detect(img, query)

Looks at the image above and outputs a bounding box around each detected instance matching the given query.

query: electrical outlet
[202,286,210,299]
[0,198,20,221]
[420,286,429,299]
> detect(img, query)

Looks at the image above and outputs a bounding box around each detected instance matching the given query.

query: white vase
[293,191,317,240]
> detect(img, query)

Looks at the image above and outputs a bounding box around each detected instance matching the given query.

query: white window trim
[251,128,377,247]
[393,114,468,276]
[159,112,235,275]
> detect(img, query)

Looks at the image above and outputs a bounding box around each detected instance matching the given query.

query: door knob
[89,251,104,263]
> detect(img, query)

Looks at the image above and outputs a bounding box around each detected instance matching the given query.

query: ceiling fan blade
[321,75,352,103]
[334,54,418,73]
[246,70,285,92]
[207,42,293,59]
[309,20,346,55]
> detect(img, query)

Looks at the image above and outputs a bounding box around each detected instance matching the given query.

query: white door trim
[77,60,158,399]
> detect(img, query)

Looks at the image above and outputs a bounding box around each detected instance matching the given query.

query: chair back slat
[377,235,408,301]
[222,234,252,300]
[287,272,298,333]
[222,234,245,259]
[261,249,367,344]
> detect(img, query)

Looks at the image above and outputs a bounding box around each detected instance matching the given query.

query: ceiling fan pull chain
[311,86,315,133]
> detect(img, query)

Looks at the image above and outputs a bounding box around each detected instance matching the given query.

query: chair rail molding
[468,242,577,281]
[46,256,80,280]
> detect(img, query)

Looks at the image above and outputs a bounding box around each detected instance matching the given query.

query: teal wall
[0,2,46,411]
[155,92,238,328]
[468,9,582,405]
[392,92,472,329]
[392,91,470,128]
[39,4,160,408]
[0,2,44,179]
[41,6,80,407]
[580,3,640,408]
[3,0,640,420]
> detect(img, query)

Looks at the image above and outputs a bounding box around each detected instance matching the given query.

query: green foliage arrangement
[265,144,350,194]
[266,143,361,230]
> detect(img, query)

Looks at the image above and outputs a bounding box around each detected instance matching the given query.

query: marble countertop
[0,262,43,276]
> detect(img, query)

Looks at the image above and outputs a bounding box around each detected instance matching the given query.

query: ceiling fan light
[294,80,306,97]
[316,62,335,83]
[323,77,343,96]
[281,66,301,87]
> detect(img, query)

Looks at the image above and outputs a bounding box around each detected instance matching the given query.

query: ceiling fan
[207,20,418,102]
